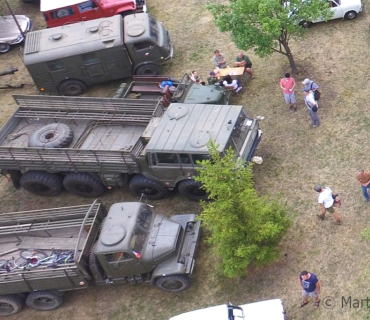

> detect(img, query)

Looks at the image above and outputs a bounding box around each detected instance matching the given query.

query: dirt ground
[2,0,370,319]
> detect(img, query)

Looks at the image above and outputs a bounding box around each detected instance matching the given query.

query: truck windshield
[148,15,159,42]
[130,206,153,253]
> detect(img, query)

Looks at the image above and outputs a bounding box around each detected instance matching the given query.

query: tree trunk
[280,37,298,75]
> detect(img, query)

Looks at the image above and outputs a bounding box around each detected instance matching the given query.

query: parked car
[0,15,32,53]
[289,0,363,27]
[169,299,287,320]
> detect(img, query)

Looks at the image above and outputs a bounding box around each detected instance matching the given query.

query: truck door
[104,252,148,278]
[148,153,190,182]
[77,1,102,21]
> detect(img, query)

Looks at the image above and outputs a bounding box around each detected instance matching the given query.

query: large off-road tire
[135,64,161,76]
[20,171,63,196]
[63,173,106,198]
[0,295,24,316]
[178,179,208,201]
[129,175,169,200]
[28,123,74,148]
[0,43,10,53]
[58,79,87,96]
[155,275,190,292]
[26,291,63,311]
[345,11,357,20]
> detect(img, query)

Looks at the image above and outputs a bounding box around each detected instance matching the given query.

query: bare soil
[1,0,370,319]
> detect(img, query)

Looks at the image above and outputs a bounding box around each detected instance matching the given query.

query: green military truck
[23,13,172,96]
[0,95,262,201]
[0,200,201,315]
[116,74,231,105]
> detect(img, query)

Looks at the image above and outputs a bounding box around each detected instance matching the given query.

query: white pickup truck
[169,299,286,320]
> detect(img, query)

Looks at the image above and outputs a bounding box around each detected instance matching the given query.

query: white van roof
[169,299,286,320]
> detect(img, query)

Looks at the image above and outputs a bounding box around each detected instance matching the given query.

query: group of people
[189,50,255,94]
[280,73,320,127]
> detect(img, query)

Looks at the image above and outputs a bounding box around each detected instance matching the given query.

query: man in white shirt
[304,90,320,127]
[314,185,342,225]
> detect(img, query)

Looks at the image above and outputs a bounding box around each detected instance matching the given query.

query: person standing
[302,78,319,93]
[298,271,321,308]
[279,73,296,111]
[303,90,320,127]
[314,185,342,225]
[357,170,370,202]
[213,50,227,69]
[234,52,254,79]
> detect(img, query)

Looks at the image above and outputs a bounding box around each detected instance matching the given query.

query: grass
[1,0,370,320]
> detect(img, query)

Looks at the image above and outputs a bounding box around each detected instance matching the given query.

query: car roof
[41,0,95,12]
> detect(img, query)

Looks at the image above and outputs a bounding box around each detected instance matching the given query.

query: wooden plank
[19,236,79,250]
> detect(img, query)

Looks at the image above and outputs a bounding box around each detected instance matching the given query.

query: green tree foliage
[195,142,292,277]
[207,0,333,74]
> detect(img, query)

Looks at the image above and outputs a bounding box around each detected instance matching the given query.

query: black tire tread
[155,274,190,292]
[26,291,63,311]
[129,175,169,200]
[29,123,73,148]
[63,173,106,198]
[178,179,208,201]
[20,171,63,196]
[59,79,87,96]
[0,295,24,316]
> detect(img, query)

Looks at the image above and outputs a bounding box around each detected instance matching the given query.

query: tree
[207,0,333,74]
[195,142,292,277]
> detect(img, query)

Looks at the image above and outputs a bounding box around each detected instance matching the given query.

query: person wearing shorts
[298,271,321,308]
[234,52,254,79]
[279,73,296,111]
[314,184,342,225]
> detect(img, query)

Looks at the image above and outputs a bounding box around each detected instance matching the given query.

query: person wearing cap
[303,90,320,127]
[356,170,370,202]
[207,71,220,85]
[314,185,342,225]
[279,73,297,112]
[302,78,319,93]
[234,52,254,79]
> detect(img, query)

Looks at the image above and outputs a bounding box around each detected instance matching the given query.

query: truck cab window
[137,206,153,230]
[133,41,154,51]
[78,1,97,12]
[82,53,100,65]
[47,60,65,71]
[191,154,212,165]
[156,153,178,164]
[130,227,148,253]
[105,252,131,262]
[180,154,191,164]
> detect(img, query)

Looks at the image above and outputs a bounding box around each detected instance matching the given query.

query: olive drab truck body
[0,201,201,316]
[23,13,173,96]
[0,95,262,201]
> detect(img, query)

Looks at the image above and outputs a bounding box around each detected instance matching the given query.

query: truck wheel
[129,175,169,200]
[299,20,312,28]
[59,80,87,96]
[0,43,10,53]
[155,275,190,292]
[26,291,63,311]
[135,64,161,76]
[0,295,24,316]
[345,11,357,20]
[178,179,208,201]
[63,173,106,198]
[28,123,74,148]
[20,171,63,196]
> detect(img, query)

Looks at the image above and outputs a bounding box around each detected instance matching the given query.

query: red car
[41,0,146,28]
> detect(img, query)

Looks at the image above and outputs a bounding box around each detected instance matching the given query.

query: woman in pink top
[280,73,296,111]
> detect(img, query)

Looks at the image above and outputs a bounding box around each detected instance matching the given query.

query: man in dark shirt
[298,270,321,308]
[357,170,370,202]
[235,52,254,79]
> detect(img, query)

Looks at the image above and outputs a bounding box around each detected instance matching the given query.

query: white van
[169,299,287,320]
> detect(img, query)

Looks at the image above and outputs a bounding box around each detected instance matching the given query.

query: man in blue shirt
[299,270,321,308]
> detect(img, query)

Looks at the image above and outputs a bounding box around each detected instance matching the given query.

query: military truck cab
[131,103,263,201]
[41,0,146,28]
[23,13,172,96]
